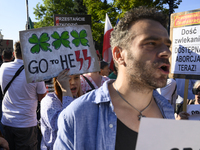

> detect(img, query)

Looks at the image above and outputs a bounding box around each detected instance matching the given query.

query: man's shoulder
[62,89,107,115]
[61,80,112,118]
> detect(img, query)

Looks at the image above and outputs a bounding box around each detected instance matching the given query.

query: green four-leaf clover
[29,33,52,54]
[71,30,89,47]
[51,31,71,49]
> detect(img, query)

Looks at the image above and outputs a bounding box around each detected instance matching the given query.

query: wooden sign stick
[183,79,189,112]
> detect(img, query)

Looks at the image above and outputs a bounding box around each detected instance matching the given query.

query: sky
[0,0,200,44]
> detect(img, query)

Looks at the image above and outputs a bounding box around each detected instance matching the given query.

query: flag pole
[26,0,29,30]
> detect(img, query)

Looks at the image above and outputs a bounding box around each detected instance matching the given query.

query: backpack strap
[82,75,95,90]
[3,65,24,95]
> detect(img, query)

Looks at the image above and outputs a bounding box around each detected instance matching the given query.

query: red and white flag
[103,13,113,70]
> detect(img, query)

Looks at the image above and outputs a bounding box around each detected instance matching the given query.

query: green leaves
[71,30,89,47]
[29,33,52,54]
[28,30,90,54]
[51,31,71,49]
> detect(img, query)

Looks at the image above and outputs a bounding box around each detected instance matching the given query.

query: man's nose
[158,44,171,59]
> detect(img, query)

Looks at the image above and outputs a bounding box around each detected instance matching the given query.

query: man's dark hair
[100,61,109,70]
[110,6,168,70]
[14,41,22,59]
[2,49,13,61]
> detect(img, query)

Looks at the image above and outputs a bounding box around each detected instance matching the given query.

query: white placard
[187,104,200,120]
[136,118,200,150]
[171,25,200,75]
[20,25,100,83]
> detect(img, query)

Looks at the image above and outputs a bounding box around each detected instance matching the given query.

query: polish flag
[103,13,113,70]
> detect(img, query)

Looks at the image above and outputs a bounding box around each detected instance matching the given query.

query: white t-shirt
[0,59,46,128]
[157,78,178,109]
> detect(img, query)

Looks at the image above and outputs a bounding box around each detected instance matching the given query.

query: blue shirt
[54,80,174,150]
[175,78,196,100]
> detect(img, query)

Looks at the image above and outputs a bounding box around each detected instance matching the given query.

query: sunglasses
[192,87,200,95]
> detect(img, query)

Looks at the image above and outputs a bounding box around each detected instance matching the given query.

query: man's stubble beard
[126,52,168,91]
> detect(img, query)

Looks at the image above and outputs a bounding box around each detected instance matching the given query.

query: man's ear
[112,46,126,66]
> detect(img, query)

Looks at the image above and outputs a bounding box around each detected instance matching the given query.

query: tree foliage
[33,0,182,54]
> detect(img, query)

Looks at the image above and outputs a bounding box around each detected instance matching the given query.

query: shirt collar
[14,59,23,64]
[92,79,115,104]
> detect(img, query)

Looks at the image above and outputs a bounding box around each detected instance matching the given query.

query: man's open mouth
[159,64,170,73]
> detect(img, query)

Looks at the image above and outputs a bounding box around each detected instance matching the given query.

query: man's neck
[109,70,154,110]
[3,59,12,62]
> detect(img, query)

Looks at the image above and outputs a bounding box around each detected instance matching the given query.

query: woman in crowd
[40,69,82,150]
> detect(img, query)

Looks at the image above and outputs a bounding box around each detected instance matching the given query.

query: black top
[115,118,138,150]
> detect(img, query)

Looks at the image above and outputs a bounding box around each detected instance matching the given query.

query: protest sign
[187,104,200,120]
[169,9,200,80]
[0,39,13,55]
[54,14,91,27]
[136,118,200,150]
[169,9,200,112]
[20,25,100,83]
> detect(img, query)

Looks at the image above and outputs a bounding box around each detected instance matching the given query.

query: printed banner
[20,25,100,83]
[171,25,200,75]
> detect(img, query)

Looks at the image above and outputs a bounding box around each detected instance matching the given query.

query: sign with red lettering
[20,25,99,83]
[169,8,200,79]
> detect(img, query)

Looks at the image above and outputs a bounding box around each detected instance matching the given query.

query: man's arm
[53,108,74,150]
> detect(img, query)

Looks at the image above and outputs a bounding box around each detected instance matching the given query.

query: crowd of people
[0,6,199,150]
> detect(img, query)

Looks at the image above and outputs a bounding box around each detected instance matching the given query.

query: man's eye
[145,42,155,45]
[145,42,156,46]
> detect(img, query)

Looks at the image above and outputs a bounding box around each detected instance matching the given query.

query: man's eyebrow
[142,36,160,41]
[142,36,172,44]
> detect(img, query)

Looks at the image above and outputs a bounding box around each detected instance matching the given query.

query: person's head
[2,49,13,62]
[100,61,110,76]
[54,74,82,100]
[192,80,200,104]
[14,41,22,59]
[110,7,171,89]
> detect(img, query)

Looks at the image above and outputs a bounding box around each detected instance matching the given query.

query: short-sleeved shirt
[0,59,46,128]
